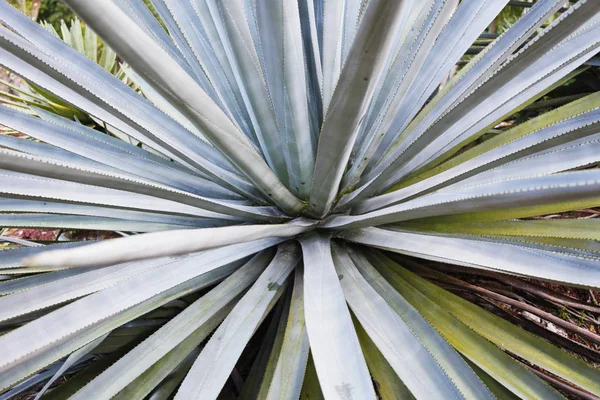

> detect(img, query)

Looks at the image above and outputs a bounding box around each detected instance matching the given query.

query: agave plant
[1,0,600,398]
[0,19,120,129]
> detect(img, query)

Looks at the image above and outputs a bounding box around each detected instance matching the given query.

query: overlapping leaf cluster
[1,0,600,399]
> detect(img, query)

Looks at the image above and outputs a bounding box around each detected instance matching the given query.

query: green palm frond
[0,0,600,399]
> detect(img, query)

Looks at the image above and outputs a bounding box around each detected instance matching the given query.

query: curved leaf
[299,233,376,400]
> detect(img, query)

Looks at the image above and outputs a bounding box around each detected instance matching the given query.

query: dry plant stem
[476,296,600,364]
[427,262,600,314]
[412,265,600,345]
[474,281,600,327]
[520,362,600,400]
[559,307,600,327]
